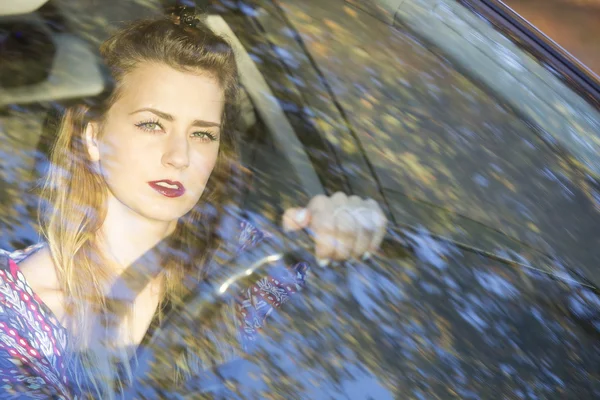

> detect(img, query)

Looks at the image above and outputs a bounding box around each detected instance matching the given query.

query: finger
[329,191,348,209]
[366,200,388,255]
[329,192,358,260]
[307,195,337,262]
[331,207,356,261]
[282,207,310,232]
[306,194,329,216]
[347,196,372,258]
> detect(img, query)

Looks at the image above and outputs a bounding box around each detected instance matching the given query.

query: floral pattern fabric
[0,245,70,399]
[234,220,310,350]
[0,220,309,398]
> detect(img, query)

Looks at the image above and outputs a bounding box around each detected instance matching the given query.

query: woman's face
[85,62,224,224]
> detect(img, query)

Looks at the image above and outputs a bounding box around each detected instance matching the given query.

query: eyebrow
[130,107,221,128]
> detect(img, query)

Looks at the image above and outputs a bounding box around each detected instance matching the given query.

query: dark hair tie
[177,6,199,28]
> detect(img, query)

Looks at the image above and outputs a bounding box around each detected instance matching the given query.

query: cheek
[190,148,220,188]
[97,129,154,181]
[97,131,135,168]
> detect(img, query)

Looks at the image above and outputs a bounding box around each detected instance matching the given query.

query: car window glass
[1,1,600,399]
[224,0,600,285]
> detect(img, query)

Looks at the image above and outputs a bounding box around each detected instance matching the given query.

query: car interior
[0,1,316,250]
[2,1,600,398]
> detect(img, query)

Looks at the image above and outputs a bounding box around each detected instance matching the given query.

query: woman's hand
[282,192,388,266]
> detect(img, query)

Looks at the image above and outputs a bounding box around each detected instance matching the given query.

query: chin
[140,201,196,223]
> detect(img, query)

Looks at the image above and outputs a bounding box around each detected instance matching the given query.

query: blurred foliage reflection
[1,0,600,398]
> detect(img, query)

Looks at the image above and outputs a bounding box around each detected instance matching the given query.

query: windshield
[1,0,599,398]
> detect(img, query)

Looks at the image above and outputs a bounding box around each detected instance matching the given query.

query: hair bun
[170,6,199,28]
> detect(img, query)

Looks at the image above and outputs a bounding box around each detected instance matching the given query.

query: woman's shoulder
[8,245,61,294]
[0,243,46,289]
[0,245,70,397]
[0,243,45,264]
[0,244,64,327]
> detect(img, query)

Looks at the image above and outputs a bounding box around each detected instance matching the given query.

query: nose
[162,132,190,169]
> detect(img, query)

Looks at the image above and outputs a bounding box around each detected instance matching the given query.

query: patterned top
[0,220,309,398]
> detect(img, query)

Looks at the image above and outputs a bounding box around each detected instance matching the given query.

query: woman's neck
[98,193,178,275]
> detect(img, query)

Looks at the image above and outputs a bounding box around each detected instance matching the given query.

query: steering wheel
[122,228,321,398]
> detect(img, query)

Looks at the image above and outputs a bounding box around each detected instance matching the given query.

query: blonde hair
[38,14,241,398]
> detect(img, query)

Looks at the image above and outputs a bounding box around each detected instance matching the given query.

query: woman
[0,8,387,399]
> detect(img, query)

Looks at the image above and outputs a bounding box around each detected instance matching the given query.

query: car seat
[0,0,105,106]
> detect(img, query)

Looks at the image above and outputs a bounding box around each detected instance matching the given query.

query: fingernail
[295,208,308,224]
[362,252,371,261]
[317,258,330,268]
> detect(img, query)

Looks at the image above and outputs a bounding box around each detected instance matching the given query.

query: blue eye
[135,119,218,142]
[192,131,218,141]
[135,120,163,132]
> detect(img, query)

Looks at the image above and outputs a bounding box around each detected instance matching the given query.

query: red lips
[148,180,186,198]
